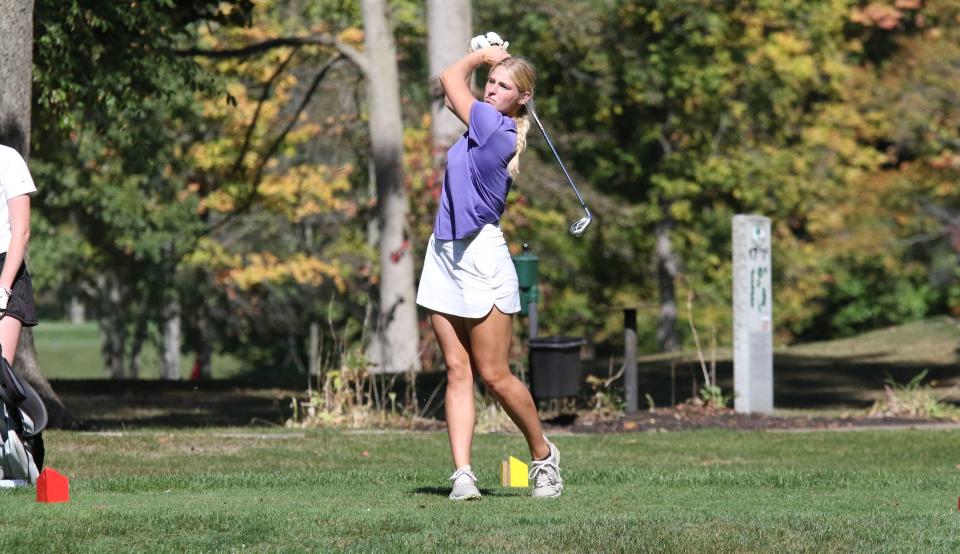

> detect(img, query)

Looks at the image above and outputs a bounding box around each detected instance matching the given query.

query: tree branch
[230,46,301,177]
[173,34,368,74]
[173,52,348,263]
[208,53,346,233]
[923,202,960,227]
[252,54,344,194]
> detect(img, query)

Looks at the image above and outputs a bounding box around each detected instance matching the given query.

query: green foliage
[820,260,936,338]
[29,1,257,376]
[33,0,253,135]
[800,1,960,335]
[27,0,960,375]
[475,0,864,346]
[697,384,731,409]
[31,1,383,374]
[868,369,960,420]
[475,0,960,348]
[584,369,625,415]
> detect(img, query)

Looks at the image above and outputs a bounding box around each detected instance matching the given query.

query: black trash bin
[528,336,586,399]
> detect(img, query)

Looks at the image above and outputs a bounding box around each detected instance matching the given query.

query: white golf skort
[416,224,521,319]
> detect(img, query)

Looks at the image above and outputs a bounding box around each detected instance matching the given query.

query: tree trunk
[361,0,421,374]
[0,0,32,156]
[100,276,126,379]
[427,0,471,154]
[162,297,181,380]
[196,310,212,379]
[308,321,320,378]
[1,0,80,428]
[128,315,148,379]
[69,296,86,324]
[363,160,380,369]
[655,215,679,352]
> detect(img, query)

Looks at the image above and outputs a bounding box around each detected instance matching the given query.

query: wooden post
[528,301,538,339]
[624,308,638,413]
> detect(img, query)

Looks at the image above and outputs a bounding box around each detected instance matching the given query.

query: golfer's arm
[0,196,30,290]
[442,74,473,112]
[440,51,484,125]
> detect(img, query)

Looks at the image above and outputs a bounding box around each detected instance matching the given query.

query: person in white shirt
[0,145,38,365]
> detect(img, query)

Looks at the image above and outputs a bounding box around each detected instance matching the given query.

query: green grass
[1,428,958,552]
[634,315,960,367]
[33,321,245,379]
[785,316,960,366]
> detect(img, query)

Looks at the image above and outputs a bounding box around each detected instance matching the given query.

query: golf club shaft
[529,108,590,215]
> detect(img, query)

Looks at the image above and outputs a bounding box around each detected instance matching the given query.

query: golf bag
[0,350,46,484]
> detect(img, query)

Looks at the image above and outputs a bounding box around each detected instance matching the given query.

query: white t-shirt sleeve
[0,147,37,199]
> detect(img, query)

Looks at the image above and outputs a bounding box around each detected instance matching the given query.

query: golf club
[529,106,592,237]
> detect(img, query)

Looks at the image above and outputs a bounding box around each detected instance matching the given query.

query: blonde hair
[491,58,536,180]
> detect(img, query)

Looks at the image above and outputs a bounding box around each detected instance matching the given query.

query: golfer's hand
[469,32,509,53]
[476,46,510,66]
[0,286,11,317]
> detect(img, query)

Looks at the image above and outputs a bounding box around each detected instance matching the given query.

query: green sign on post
[513,243,539,316]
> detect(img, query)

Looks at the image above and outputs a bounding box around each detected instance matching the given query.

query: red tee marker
[36,468,69,503]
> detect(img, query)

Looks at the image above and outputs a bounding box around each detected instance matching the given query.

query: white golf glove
[0,286,10,317]
[469,31,509,53]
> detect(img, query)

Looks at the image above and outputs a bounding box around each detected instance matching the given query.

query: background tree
[360,0,421,374]
[175,1,424,375]
[427,0,472,153]
[472,0,900,353]
[798,0,960,335]
[21,0,960,392]
[0,0,79,427]
[29,0,255,381]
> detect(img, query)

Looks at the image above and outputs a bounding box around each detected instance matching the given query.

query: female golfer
[0,145,38,365]
[416,45,563,500]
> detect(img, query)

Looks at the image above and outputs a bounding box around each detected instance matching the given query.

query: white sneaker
[448,465,481,500]
[529,437,563,498]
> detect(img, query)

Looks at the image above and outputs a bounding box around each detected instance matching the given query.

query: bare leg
[468,307,549,460]
[0,316,23,365]
[430,312,476,469]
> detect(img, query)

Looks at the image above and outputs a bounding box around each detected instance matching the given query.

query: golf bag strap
[0,351,48,438]
[0,356,27,408]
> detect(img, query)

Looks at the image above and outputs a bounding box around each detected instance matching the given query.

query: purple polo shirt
[433,101,517,240]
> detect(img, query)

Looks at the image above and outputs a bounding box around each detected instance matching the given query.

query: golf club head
[569,215,592,237]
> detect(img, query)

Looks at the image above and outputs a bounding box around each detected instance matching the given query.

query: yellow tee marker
[499,456,529,488]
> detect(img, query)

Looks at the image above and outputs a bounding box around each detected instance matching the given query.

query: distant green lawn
[33,316,960,384]
[33,321,245,380]
[0,429,958,552]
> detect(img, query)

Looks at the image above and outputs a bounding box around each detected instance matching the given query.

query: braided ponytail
[508,107,530,180]
[489,57,536,181]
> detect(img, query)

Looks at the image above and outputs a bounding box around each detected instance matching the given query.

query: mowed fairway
[1,429,958,552]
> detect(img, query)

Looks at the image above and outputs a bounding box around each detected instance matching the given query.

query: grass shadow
[47,317,960,428]
[584,353,960,410]
[411,486,523,497]
[52,378,296,429]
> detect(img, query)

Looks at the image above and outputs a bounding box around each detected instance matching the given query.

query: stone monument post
[733,215,773,414]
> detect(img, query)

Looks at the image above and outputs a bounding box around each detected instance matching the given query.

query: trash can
[528,336,586,399]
